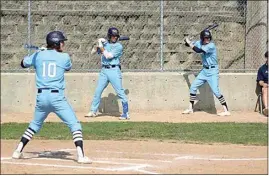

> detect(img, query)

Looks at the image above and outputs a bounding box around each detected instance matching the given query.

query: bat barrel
[24,44,39,50]
[119,36,130,41]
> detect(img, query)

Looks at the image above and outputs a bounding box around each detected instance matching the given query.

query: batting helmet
[46,31,67,47]
[107,27,120,42]
[265,51,268,58]
[200,29,212,41]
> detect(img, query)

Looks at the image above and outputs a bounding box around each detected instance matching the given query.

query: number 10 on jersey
[43,62,56,78]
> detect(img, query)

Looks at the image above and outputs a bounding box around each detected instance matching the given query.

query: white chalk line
[38,157,153,167]
[46,149,269,162]
[1,157,156,174]
[56,150,171,163]
[94,149,181,156]
[136,169,159,174]
[1,161,146,172]
[174,156,268,161]
[94,150,268,161]
[1,157,152,167]
[57,148,75,151]
[2,161,158,174]
[59,148,181,157]
[94,157,172,163]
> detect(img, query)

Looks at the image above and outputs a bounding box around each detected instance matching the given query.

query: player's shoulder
[206,42,216,48]
[58,52,71,58]
[257,64,265,73]
[115,42,123,49]
[260,64,267,70]
[194,40,201,45]
[55,52,71,64]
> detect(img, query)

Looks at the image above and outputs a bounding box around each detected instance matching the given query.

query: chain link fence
[245,1,268,71]
[1,0,268,73]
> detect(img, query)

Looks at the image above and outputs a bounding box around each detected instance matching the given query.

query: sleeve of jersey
[193,41,200,47]
[64,54,72,71]
[22,53,36,68]
[201,43,215,54]
[256,68,264,82]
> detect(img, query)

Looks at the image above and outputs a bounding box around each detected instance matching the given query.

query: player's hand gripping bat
[90,36,130,55]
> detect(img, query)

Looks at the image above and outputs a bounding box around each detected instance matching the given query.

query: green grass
[1,122,268,145]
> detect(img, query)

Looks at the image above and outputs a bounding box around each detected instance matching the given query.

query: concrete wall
[1,73,259,114]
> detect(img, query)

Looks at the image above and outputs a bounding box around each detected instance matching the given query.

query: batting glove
[97,41,103,48]
[98,38,107,48]
[184,37,191,45]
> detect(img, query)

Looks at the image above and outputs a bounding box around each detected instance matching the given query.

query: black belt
[203,65,216,69]
[102,65,121,69]
[38,89,59,93]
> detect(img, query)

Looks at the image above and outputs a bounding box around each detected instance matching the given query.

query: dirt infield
[1,140,268,174]
[1,110,268,174]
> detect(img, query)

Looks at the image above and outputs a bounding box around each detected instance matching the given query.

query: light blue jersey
[21,49,81,133]
[193,40,217,67]
[23,49,72,90]
[189,40,222,98]
[101,42,123,66]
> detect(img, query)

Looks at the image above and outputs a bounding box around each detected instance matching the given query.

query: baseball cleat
[12,150,23,159]
[217,111,231,116]
[262,108,268,117]
[77,156,92,164]
[119,113,130,120]
[85,111,97,118]
[182,109,194,114]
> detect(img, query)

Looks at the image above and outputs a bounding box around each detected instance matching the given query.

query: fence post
[27,0,31,73]
[27,0,31,56]
[160,0,164,71]
[266,0,269,48]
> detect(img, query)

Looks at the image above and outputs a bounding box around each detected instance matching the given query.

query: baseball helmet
[107,27,120,41]
[46,31,67,47]
[200,29,212,41]
[265,51,268,58]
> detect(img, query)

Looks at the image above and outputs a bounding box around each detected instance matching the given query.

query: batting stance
[12,31,91,163]
[183,29,230,116]
[85,27,129,120]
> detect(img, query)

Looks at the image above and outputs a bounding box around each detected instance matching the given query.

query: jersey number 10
[42,62,56,78]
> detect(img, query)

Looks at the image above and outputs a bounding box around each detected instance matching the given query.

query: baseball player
[257,51,268,116]
[12,31,91,164]
[183,29,230,116]
[85,27,129,120]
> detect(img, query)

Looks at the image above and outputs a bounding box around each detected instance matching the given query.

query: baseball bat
[103,36,130,41]
[119,36,130,41]
[25,36,130,51]
[24,44,40,50]
[189,23,219,40]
